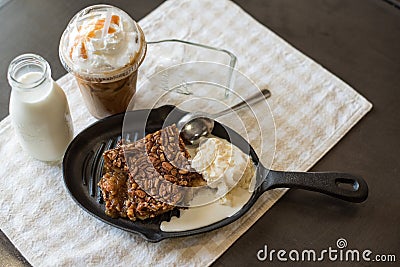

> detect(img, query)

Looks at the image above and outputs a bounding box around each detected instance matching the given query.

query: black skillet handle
[261,169,368,203]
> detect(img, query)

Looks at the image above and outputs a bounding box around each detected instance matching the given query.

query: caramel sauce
[80,42,87,59]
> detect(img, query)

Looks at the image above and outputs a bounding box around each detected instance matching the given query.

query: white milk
[8,54,73,162]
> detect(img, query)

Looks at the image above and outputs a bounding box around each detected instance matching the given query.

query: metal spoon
[177,88,271,144]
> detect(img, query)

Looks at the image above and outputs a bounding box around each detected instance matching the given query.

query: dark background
[1,0,399,266]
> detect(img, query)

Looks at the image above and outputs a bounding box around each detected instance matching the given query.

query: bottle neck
[8,54,52,101]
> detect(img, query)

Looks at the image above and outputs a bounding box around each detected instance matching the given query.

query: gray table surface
[1,0,399,266]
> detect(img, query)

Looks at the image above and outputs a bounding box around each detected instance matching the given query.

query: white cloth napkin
[0,0,372,266]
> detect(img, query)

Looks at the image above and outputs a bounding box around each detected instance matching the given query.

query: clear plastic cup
[59,4,146,119]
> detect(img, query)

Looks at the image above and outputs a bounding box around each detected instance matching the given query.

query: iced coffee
[59,4,146,119]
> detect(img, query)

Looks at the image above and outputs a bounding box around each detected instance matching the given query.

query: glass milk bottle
[7,54,74,162]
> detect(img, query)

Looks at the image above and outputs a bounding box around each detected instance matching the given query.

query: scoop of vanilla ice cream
[191,137,255,206]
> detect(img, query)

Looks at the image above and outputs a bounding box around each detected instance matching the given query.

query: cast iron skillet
[63,105,368,242]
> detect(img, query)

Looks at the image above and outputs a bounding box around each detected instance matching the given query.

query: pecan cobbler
[98,125,205,221]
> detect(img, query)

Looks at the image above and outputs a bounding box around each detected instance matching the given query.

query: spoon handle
[214,88,271,118]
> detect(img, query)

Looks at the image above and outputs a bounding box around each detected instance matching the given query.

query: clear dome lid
[59,4,146,82]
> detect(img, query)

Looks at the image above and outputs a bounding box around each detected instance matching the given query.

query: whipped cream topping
[191,137,255,206]
[63,7,141,73]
